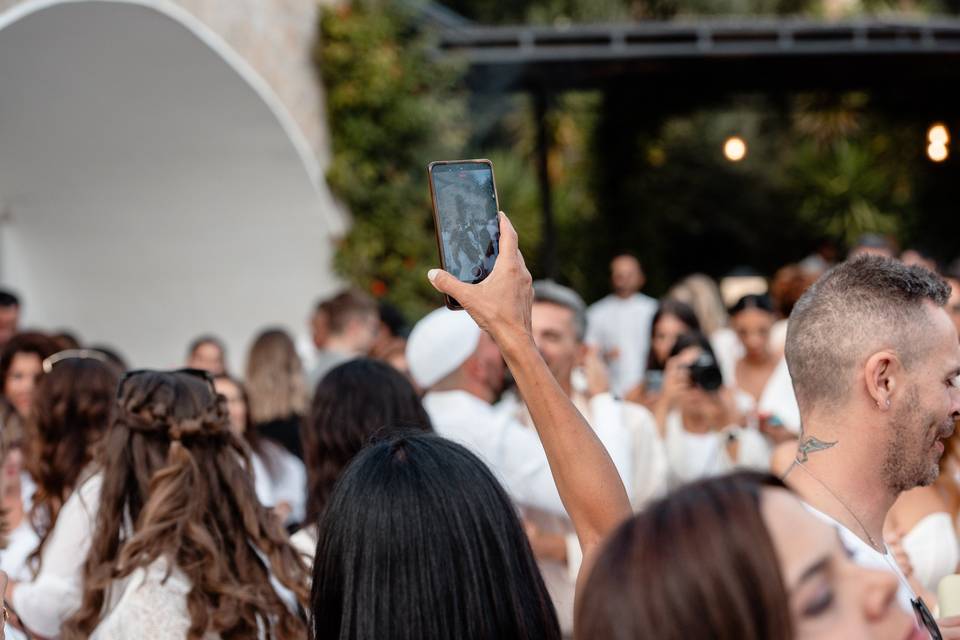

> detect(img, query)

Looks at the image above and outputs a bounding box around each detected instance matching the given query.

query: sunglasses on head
[116,368,216,400]
[912,596,941,640]
[41,349,110,374]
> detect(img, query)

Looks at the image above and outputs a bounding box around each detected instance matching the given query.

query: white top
[251,441,307,526]
[902,512,960,594]
[731,357,802,435]
[585,293,658,396]
[804,503,914,611]
[0,518,40,583]
[91,558,219,640]
[663,410,770,488]
[425,389,636,517]
[13,473,103,638]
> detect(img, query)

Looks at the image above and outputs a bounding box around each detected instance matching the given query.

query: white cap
[406,308,481,389]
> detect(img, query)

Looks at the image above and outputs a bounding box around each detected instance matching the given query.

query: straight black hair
[311,433,561,640]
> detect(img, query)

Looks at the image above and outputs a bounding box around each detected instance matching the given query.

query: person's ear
[864,350,900,411]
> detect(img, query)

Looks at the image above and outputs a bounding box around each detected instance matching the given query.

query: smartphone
[428,159,500,310]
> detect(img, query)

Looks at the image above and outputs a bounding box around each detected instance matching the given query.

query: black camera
[687,352,723,392]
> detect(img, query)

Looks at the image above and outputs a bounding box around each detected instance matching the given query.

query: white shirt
[663,410,770,488]
[586,293,658,396]
[496,388,664,635]
[251,441,307,526]
[13,473,103,638]
[425,389,636,517]
[804,503,914,611]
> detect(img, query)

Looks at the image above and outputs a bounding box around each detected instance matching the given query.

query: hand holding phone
[428,160,500,310]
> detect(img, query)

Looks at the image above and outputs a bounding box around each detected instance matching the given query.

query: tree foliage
[317,0,467,318]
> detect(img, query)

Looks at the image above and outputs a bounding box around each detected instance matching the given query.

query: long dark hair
[64,371,309,639]
[647,300,702,372]
[311,433,562,640]
[302,358,431,523]
[26,358,120,569]
[576,472,792,640]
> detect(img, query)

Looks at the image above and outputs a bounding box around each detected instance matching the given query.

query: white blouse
[12,473,102,638]
[90,558,218,640]
[251,440,307,526]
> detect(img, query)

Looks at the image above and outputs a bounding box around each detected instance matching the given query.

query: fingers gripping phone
[428,160,501,310]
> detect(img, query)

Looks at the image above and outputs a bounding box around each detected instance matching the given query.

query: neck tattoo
[795,435,837,463]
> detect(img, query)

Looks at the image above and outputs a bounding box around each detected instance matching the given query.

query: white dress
[901,512,960,594]
[90,558,218,640]
[663,410,770,488]
[732,357,802,435]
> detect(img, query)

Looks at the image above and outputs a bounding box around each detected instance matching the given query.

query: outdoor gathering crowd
[0,214,959,639]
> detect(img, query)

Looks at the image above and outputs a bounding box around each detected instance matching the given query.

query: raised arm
[426,213,631,573]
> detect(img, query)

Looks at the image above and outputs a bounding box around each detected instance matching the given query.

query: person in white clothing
[406,307,636,520]
[653,332,770,488]
[496,279,664,634]
[58,369,310,639]
[782,256,960,638]
[4,351,119,637]
[585,254,658,396]
[728,294,801,440]
[885,485,960,596]
[213,375,306,526]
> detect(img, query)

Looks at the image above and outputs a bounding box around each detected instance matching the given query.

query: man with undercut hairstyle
[782,255,960,637]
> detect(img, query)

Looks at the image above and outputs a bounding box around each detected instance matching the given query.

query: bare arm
[427,213,631,582]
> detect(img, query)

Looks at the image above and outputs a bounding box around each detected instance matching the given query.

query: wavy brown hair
[62,370,310,640]
[25,357,119,570]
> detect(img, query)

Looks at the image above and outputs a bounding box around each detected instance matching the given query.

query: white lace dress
[90,559,218,640]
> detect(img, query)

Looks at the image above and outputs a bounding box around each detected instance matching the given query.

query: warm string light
[927,123,950,163]
[723,136,747,162]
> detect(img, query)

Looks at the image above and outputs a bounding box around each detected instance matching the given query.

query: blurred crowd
[0,223,959,639]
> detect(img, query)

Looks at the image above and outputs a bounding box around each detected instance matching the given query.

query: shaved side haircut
[785,256,950,414]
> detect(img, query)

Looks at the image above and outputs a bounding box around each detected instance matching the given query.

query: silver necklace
[793,461,886,553]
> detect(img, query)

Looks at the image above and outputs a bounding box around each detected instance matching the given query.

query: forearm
[497,331,632,549]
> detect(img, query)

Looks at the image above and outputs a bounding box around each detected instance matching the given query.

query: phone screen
[429,161,500,286]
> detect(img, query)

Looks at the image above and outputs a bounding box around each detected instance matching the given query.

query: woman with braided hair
[54,369,309,640]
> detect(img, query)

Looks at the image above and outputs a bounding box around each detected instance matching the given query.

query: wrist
[491,325,535,358]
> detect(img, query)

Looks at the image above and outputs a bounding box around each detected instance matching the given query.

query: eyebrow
[790,555,831,592]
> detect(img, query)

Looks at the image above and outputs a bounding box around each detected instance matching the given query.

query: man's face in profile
[883,304,960,492]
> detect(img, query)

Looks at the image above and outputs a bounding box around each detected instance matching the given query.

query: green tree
[317,0,468,319]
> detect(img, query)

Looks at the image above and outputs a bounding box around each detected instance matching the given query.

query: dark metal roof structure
[438,18,960,97]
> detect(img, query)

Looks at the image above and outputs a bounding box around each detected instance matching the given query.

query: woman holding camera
[653,332,770,488]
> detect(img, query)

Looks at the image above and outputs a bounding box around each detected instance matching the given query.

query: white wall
[0,0,341,368]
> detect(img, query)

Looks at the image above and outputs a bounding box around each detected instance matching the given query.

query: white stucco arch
[0,0,343,368]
